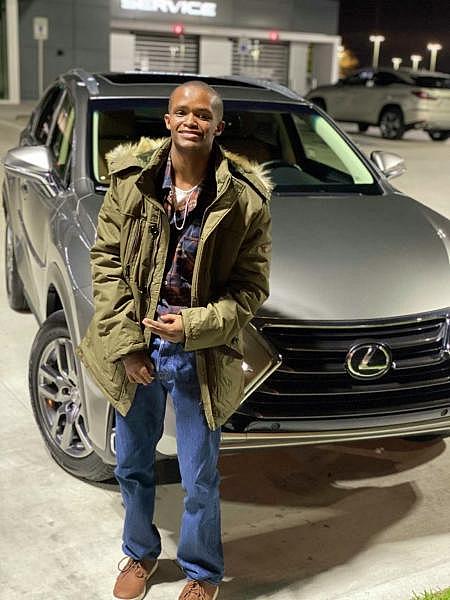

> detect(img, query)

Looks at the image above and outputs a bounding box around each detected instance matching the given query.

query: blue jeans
[114,336,223,585]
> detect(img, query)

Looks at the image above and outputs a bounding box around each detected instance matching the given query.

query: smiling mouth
[179,130,202,138]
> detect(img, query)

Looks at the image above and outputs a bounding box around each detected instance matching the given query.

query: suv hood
[261,191,450,320]
[78,190,450,321]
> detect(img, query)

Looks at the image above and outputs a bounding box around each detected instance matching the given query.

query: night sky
[339,0,450,73]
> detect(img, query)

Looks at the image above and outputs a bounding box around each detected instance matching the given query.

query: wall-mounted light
[172,23,184,36]
[269,31,279,42]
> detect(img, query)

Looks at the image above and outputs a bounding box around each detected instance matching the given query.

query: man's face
[164,85,224,152]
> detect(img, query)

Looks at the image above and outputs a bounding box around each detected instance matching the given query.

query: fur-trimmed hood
[105,136,274,195]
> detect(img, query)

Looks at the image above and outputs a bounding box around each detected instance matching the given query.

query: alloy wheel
[37,336,92,458]
[380,111,403,139]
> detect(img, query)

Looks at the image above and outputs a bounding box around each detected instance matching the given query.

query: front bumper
[220,408,450,450]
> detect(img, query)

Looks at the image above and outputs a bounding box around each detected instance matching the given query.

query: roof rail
[66,68,100,95]
[99,71,268,90]
[98,71,303,100]
[223,75,303,100]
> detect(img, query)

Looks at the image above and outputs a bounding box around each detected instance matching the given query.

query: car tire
[29,310,114,481]
[358,123,369,132]
[310,97,327,112]
[427,130,450,142]
[4,218,29,311]
[379,107,405,140]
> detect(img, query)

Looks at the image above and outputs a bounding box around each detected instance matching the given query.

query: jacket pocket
[209,344,245,409]
[223,330,244,359]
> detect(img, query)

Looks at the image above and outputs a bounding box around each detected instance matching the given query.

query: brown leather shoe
[113,556,158,600]
[178,580,219,600]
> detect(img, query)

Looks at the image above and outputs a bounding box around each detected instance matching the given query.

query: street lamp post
[427,43,442,71]
[391,57,402,70]
[369,35,385,68]
[410,54,422,70]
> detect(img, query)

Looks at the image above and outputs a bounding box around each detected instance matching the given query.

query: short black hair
[168,80,224,120]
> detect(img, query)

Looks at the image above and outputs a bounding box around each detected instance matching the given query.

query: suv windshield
[90,100,378,194]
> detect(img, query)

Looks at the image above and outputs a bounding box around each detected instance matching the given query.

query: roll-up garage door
[135,33,199,73]
[232,39,289,85]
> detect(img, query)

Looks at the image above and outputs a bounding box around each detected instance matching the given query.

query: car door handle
[21,182,29,193]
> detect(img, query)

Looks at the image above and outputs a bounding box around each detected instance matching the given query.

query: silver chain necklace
[172,185,199,231]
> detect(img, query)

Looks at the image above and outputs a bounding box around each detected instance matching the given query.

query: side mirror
[370,150,406,180]
[2,145,61,197]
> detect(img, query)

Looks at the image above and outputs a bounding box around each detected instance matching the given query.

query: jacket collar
[106,136,274,198]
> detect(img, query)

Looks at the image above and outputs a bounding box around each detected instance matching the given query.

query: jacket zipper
[144,196,170,302]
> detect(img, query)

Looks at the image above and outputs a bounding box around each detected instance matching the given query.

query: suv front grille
[241,315,450,419]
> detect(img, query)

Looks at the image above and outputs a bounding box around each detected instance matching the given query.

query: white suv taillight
[411,90,438,100]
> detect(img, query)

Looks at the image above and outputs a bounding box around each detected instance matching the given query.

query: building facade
[1,0,340,102]
[110,0,341,96]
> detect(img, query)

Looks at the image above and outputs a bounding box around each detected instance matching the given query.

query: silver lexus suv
[306,67,450,140]
[3,69,450,482]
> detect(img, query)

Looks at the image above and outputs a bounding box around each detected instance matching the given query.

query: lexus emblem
[346,343,392,379]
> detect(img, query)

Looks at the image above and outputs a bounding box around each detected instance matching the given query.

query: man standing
[77,80,272,600]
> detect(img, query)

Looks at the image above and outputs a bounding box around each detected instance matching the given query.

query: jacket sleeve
[181,200,272,351]
[90,175,147,362]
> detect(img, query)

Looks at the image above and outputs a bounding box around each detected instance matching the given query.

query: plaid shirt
[157,154,215,316]
[162,154,202,224]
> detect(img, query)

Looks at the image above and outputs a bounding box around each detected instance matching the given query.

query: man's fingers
[160,314,176,323]
[142,318,162,328]
[130,369,153,385]
[129,370,145,385]
[154,323,171,332]
[141,315,184,343]
[143,316,176,329]
[125,365,154,385]
[140,364,154,383]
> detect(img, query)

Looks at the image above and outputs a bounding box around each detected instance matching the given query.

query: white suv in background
[306,67,450,141]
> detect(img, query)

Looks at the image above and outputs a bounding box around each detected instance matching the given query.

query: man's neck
[170,145,211,190]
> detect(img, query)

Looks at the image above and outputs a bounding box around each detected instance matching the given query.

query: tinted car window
[90,100,378,195]
[342,70,374,86]
[411,75,450,89]
[373,71,405,86]
[50,92,75,182]
[35,86,63,145]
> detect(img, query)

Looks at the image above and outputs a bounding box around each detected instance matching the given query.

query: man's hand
[122,350,155,385]
[142,314,185,343]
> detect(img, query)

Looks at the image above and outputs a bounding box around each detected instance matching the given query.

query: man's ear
[214,120,225,137]
[164,113,171,130]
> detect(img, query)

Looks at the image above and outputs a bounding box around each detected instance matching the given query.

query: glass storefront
[0,0,8,99]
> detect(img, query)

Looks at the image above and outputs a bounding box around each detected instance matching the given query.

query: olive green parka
[76,137,272,429]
